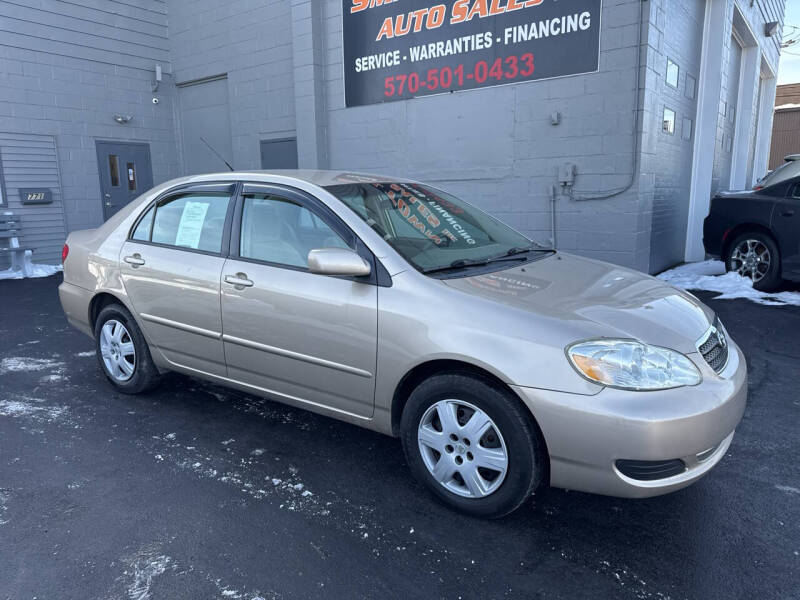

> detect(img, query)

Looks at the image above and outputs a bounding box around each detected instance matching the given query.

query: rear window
[149,193,231,253]
[757,159,800,188]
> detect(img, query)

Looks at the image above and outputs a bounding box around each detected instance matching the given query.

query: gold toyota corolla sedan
[59,171,747,518]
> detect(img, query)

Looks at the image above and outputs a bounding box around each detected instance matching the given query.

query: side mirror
[308,248,371,277]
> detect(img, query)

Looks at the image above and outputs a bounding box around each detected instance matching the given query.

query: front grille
[698,318,729,374]
[615,459,687,481]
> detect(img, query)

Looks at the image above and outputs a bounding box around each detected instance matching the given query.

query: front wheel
[94,303,161,394]
[725,232,781,291]
[400,373,546,518]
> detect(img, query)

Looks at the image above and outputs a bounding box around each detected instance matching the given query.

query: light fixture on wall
[113,114,133,125]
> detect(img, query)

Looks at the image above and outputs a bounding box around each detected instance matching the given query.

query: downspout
[570,0,646,201]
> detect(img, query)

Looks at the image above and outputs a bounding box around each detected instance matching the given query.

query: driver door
[220,184,378,418]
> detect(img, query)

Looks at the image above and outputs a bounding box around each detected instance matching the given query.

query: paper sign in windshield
[175,201,210,249]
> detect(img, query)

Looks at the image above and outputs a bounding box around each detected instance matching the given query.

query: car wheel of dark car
[401,373,546,518]
[725,231,781,291]
[94,303,161,394]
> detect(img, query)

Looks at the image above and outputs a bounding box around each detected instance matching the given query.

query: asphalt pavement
[0,275,798,599]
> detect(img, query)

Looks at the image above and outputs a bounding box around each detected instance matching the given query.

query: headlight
[567,339,701,390]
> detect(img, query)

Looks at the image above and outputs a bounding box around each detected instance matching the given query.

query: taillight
[753,185,763,191]
[61,243,69,263]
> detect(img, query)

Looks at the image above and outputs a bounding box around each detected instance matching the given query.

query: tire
[725,231,782,292]
[93,303,161,394]
[400,373,546,519]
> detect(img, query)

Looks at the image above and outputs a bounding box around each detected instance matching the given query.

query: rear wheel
[725,231,781,291]
[94,304,160,394]
[401,373,546,518]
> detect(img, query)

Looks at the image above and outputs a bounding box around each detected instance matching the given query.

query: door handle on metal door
[123,254,145,267]
[224,273,254,288]
[781,210,795,217]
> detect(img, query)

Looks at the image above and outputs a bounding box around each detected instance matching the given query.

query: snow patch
[0,489,9,525]
[119,547,173,600]
[114,544,271,600]
[775,484,800,495]
[0,397,68,423]
[658,260,800,306]
[75,351,96,358]
[39,373,67,384]
[0,356,66,375]
[0,262,62,280]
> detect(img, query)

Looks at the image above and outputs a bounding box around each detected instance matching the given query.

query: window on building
[662,108,676,135]
[685,74,696,100]
[666,59,679,89]
[108,155,120,187]
[0,153,6,206]
[151,193,232,253]
[682,118,693,141]
[127,162,137,191]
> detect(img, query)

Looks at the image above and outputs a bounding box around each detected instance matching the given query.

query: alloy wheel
[730,239,771,283]
[99,319,136,381]
[417,399,508,499]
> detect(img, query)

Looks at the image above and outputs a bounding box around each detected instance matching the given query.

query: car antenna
[199,136,235,172]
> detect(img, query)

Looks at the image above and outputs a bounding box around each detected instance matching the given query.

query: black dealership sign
[342,0,602,107]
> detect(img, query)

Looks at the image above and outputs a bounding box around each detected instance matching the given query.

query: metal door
[96,141,153,221]
[178,76,233,174]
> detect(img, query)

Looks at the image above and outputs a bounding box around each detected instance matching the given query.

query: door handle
[781,210,795,217]
[105,202,116,207]
[123,254,145,267]
[224,273,254,288]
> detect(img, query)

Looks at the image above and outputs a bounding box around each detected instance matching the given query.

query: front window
[239,193,350,268]
[325,182,544,273]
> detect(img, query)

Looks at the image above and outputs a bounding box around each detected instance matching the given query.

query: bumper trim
[612,431,734,490]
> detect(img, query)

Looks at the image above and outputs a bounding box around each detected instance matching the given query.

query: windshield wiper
[502,244,550,256]
[423,254,529,275]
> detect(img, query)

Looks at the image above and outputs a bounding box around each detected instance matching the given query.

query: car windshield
[325,181,546,273]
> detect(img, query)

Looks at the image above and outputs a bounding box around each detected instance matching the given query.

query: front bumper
[512,341,747,498]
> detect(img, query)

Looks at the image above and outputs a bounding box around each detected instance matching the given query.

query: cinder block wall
[0,0,180,236]
[165,0,296,171]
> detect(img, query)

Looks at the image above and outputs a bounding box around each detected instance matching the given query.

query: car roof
[785,154,800,162]
[174,170,415,188]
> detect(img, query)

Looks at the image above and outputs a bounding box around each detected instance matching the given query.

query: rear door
[220,183,378,418]
[120,183,236,377]
[772,181,800,279]
[96,141,153,220]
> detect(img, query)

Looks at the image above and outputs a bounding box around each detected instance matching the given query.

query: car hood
[442,252,714,355]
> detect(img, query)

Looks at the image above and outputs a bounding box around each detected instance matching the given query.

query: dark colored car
[704,175,800,291]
